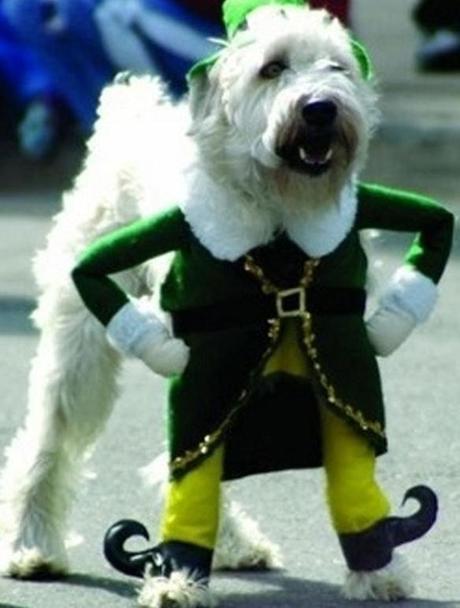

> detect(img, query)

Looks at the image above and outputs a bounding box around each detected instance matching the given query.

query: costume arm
[72,207,190,375]
[357,182,455,356]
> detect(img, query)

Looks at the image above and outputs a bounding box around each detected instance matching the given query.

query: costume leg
[136,449,223,607]
[161,446,224,550]
[320,405,390,534]
[320,406,421,600]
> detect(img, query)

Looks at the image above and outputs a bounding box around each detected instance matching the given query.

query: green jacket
[72,182,454,480]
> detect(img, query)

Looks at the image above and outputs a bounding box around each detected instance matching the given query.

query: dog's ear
[188,73,206,119]
[188,65,223,127]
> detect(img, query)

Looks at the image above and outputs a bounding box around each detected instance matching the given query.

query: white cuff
[106,297,168,357]
[379,266,438,323]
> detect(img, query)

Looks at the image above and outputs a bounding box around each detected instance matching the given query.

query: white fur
[0,76,189,578]
[183,7,378,261]
[343,553,415,601]
[213,498,283,570]
[138,570,217,608]
[0,7,404,607]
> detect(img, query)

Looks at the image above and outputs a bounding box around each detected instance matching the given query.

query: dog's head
[188,5,378,203]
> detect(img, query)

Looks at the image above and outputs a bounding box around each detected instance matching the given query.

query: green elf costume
[72,0,453,592]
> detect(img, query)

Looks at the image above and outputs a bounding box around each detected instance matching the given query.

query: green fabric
[357,182,454,283]
[223,0,306,37]
[71,181,453,481]
[72,207,187,326]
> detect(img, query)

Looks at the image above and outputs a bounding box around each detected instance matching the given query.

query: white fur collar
[181,171,358,261]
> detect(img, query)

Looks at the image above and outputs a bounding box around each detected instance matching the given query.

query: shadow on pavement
[61,572,137,599]
[216,571,460,607]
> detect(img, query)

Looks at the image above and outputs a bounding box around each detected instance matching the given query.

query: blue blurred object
[0,5,61,157]
[3,0,223,138]
[18,99,59,159]
[0,7,54,105]
[3,0,115,132]
[95,0,223,96]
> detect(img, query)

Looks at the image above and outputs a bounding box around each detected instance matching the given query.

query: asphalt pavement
[1,1,460,607]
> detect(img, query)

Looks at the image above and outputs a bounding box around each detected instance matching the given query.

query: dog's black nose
[302,100,337,126]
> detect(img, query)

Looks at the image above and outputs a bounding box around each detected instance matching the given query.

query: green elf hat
[187,0,373,82]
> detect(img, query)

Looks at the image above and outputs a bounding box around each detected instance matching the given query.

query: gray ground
[1,1,460,607]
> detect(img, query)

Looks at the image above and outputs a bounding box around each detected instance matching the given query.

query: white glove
[366,266,438,357]
[133,330,190,377]
[366,305,417,357]
[107,298,189,377]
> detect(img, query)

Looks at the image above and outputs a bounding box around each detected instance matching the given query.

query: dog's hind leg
[0,277,124,579]
[213,496,283,571]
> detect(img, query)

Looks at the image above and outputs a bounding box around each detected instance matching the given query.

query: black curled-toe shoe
[338,485,438,601]
[103,519,212,580]
[339,485,438,572]
[104,520,216,607]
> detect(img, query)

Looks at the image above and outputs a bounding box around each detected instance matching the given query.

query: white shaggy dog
[1,5,419,606]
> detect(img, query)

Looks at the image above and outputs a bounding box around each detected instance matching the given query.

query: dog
[1,2,451,607]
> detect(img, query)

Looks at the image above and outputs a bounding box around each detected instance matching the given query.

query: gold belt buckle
[276,287,306,318]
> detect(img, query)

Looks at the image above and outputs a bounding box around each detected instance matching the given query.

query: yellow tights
[161,321,390,548]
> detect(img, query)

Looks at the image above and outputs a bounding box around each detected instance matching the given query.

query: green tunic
[72,182,454,480]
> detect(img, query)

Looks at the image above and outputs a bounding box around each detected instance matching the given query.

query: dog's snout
[302,100,337,126]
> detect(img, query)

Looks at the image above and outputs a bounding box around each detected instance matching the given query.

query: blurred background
[0,0,459,195]
[0,3,459,607]
[0,0,459,196]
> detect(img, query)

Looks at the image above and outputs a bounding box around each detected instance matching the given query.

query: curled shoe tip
[104,519,162,578]
[104,519,151,544]
[392,484,438,547]
[402,485,438,513]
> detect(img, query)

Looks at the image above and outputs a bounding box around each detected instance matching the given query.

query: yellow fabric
[320,405,390,533]
[161,319,390,547]
[263,320,308,377]
[265,319,390,533]
[161,445,224,549]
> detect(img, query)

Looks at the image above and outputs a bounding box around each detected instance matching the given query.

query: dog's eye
[259,60,287,79]
[329,62,346,72]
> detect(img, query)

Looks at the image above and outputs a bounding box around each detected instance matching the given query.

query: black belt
[171,286,366,334]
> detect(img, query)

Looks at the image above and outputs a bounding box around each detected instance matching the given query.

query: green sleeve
[357,182,454,283]
[72,207,188,326]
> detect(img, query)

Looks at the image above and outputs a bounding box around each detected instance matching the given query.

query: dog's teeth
[299,147,333,166]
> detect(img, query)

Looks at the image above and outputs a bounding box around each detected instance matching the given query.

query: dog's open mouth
[297,145,333,175]
[276,132,335,177]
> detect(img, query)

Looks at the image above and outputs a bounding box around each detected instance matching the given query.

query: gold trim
[244,255,278,294]
[170,318,282,476]
[245,254,385,439]
[171,253,384,476]
[301,312,385,439]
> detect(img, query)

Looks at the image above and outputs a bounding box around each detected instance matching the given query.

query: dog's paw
[0,545,69,579]
[213,499,283,571]
[342,553,414,601]
[138,571,217,608]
